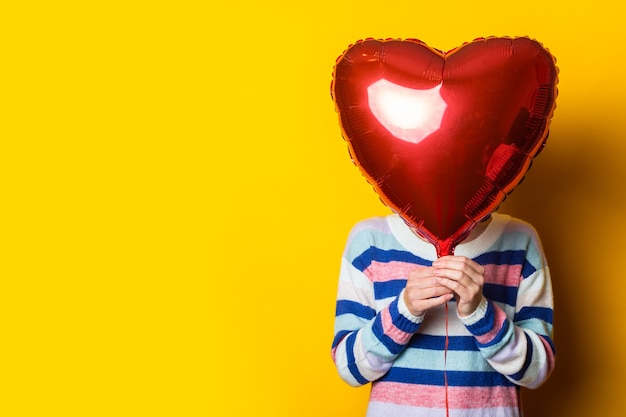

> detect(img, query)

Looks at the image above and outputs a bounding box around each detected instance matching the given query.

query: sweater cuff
[396,289,425,325]
[458,296,489,326]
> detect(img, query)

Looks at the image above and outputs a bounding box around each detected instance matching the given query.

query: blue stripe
[474,250,526,267]
[352,248,431,272]
[514,306,553,325]
[475,250,537,279]
[388,297,420,333]
[373,280,406,300]
[464,301,512,349]
[381,367,516,387]
[372,313,405,355]
[331,330,351,349]
[521,259,537,279]
[408,335,479,351]
[483,283,518,306]
[478,319,510,348]
[345,332,369,385]
[465,300,496,337]
[335,300,376,320]
[508,332,534,381]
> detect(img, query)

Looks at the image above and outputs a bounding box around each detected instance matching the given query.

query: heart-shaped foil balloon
[331,37,558,256]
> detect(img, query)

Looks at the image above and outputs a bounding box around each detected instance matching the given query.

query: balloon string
[444,302,450,417]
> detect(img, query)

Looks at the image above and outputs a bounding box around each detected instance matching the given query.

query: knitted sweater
[331,213,555,417]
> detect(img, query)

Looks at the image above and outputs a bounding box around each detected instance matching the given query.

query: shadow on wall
[499,121,626,417]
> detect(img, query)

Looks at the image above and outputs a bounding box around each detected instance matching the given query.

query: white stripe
[366,401,520,417]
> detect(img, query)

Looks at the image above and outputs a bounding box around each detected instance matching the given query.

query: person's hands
[403,267,454,317]
[432,256,485,317]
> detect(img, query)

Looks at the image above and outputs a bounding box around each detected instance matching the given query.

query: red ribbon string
[444,302,450,417]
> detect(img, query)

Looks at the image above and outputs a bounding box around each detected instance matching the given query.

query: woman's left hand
[432,256,485,317]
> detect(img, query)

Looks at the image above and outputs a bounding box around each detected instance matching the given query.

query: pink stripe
[483,264,523,287]
[448,385,520,409]
[475,306,508,345]
[363,263,522,286]
[363,261,426,283]
[370,382,519,409]
[380,307,413,344]
[540,335,556,371]
[371,382,446,407]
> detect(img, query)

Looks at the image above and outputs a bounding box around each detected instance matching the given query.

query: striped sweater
[331,213,555,417]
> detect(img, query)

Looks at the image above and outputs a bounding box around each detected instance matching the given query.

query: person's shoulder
[346,215,391,241]
[350,215,391,232]
[343,215,397,250]
[497,214,540,239]
[493,213,546,262]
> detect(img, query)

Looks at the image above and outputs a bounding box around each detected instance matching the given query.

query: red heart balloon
[331,37,558,256]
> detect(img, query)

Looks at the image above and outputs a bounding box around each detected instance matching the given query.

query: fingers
[433,256,485,277]
[416,293,454,310]
[407,268,440,288]
[434,257,483,288]
[405,281,454,299]
[403,289,453,317]
[431,256,485,317]
[403,266,454,316]
[406,268,455,297]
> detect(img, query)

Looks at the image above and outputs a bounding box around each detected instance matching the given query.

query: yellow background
[2,1,625,416]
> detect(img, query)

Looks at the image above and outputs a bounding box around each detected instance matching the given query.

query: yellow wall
[2,1,625,416]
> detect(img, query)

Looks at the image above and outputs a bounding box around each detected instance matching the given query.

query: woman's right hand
[403,266,454,317]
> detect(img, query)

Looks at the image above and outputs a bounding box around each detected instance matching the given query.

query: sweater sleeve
[331,253,423,387]
[459,251,555,389]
